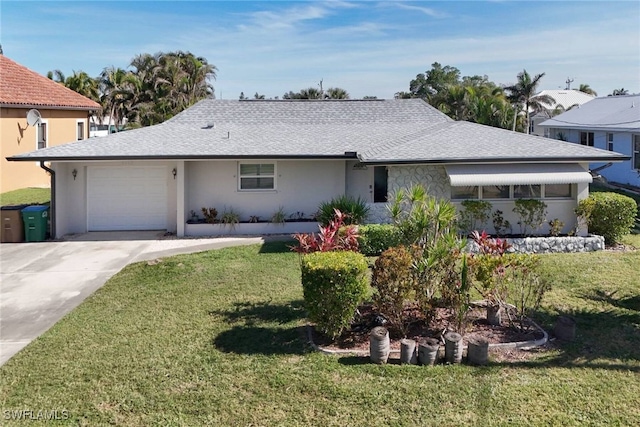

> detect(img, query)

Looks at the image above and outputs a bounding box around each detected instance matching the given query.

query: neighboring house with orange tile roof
[0,54,100,193]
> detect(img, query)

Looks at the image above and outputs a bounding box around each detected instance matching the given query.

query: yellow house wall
[0,107,91,193]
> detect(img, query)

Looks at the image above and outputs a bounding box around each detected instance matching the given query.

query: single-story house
[539,94,640,187]
[528,89,595,137]
[6,99,628,238]
[0,54,101,193]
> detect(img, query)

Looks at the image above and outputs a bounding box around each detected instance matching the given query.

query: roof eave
[359,156,631,165]
[6,153,360,162]
[0,102,100,111]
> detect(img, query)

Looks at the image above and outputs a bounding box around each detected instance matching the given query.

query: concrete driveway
[0,232,270,365]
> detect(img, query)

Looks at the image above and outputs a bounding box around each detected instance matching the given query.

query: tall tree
[47,69,100,103]
[578,83,597,96]
[253,92,265,99]
[504,70,554,133]
[99,66,135,131]
[409,62,461,102]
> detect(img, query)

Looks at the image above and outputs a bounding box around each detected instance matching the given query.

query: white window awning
[445,163,593,187]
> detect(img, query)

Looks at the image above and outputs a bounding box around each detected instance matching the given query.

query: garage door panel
[88,166,168,231]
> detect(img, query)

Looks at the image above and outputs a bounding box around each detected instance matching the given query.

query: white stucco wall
[185,160,346,222]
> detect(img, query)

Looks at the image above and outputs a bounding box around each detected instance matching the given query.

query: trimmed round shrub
[317,195,370,225]
[358,224,403,256]
[301,251,369,339]
[576,192,637,244]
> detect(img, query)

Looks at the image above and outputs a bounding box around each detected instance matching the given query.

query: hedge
[300,251,369,339]
[576,192,637,244]
[358,224,403,256]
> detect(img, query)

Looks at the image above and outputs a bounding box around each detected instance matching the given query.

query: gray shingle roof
[8,98,629,163]
[539,94,640,131]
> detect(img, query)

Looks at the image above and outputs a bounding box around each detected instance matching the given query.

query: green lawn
[0,187,50,207]
[1,241,638,426]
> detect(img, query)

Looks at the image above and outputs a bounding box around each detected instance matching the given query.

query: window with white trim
[481,185,510,199]
[37,121,47,149]
[453,183,571,200]
[77,120,85,140]
[238,163,276,190]
[513,184,541,198]
[451,186,478,200]
[607,133,614,151]
[544,184,572,198]
[634,135,640,170]
[580,131,594,146]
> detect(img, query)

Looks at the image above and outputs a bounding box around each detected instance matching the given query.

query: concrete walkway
[0,232,285,365]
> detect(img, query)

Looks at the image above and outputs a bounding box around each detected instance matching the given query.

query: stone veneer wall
[387,165,450,199]
[467,235,605,254]
[366,165,451,224]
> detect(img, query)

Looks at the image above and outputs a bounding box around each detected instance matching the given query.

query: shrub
[459,200,493,234]
[576,192,637,244]
[388,184,465,316]
[317,195,370,226]
[371,246,415,336]
[358,224,403,256]
[301,251,369,339]
[291,209,359,254]
[513,199,547,236]
[492,210,512,236]
[503,254,549,332]
[201,207,218,224]
[548,218,564,237]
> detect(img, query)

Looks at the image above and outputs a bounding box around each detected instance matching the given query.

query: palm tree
[99,66,134,131]
[504,70,554,133]
[298,87,323,99]
[578,83,597,96]
[46,69,66,83]
[325,87,350,99]
[66,71,100,102]
[609,88,629,96]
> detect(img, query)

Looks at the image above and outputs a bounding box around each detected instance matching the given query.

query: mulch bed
[310,303,545,356]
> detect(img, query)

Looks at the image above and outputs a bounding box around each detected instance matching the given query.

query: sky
[1,1,639,100]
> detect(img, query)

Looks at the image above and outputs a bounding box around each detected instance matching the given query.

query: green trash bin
[21,205,50,242]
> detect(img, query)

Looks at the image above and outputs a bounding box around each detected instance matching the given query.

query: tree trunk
[369,326,390,364]
[418,338,440,366]
[444,332,463,364]
[400,339,417,365]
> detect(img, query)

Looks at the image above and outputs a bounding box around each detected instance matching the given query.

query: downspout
[39,161,56,239]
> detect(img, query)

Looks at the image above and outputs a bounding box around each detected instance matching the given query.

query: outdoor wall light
[72,169,78,180]
[172,168,177,179]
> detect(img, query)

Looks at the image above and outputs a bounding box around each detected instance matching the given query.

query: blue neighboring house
[540,94,640,187]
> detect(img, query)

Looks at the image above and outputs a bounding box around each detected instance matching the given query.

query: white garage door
[87,166,168,231]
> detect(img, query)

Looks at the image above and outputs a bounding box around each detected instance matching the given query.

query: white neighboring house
[8,99,628,238]
[89,115,127,137]
[529,90,595,136]
[540,94,640,188]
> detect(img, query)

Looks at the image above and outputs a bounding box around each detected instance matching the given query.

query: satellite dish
[26,109,42,127]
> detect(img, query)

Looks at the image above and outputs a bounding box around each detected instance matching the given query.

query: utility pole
[565,78,574,90]
[319,78,324,98]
